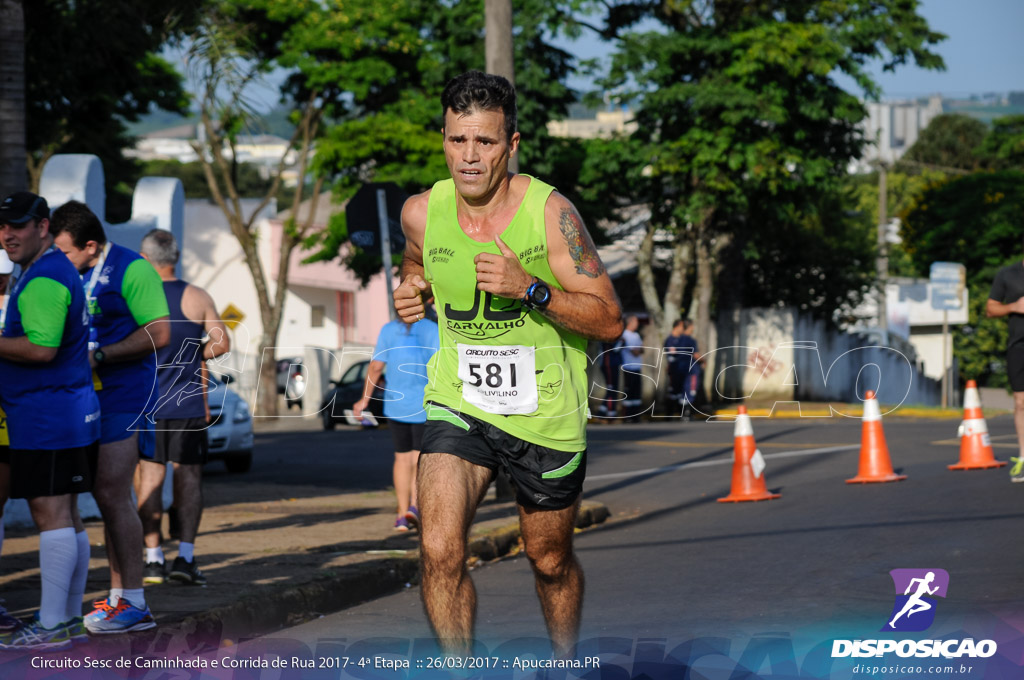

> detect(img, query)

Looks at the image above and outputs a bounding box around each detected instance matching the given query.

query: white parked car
[206,374,254,473]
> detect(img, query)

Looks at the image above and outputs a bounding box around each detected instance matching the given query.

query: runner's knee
[523,536,574,581]
[92,481,131,511]
[420,530,465,575]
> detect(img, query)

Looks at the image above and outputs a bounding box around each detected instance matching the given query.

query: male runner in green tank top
[394,70,624,656]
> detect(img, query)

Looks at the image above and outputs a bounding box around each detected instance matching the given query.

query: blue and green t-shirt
[0,248,100,450]
[85,243,169,415]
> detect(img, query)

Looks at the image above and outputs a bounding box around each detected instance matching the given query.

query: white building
[127,124,199,163]
[854,95,944,171]
[128,124,299,184]
[546,109,637,139]
[844,278,968,384]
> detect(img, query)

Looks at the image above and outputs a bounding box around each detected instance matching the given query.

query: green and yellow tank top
[422,176,588,452]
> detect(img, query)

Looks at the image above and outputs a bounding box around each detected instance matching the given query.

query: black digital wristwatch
[523,278,552,311]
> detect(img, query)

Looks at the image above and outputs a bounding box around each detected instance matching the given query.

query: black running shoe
[167,557,207,585]
[0,605,22,633]
[143,561,166,585]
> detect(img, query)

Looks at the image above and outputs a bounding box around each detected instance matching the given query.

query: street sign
[929,261,967,408]
[220,303,245,330]
[929,261,966,311]
[346,182,408,256]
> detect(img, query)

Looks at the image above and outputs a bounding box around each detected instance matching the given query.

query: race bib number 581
[457,343,538,415]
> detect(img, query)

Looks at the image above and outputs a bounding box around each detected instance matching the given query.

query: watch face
[533,283,551,306]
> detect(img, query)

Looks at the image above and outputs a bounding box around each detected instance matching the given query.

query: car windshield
[338,361,386,386]
[340,362,366,384]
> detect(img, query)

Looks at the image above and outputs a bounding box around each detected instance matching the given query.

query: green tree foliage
[184,0,585,410]
[977,114,1024,169]
[310,0,587,282]
[902,171,1024,276]
[189,0,442,413]
[736,189,876,319]
[847,168,948,278]
[590,0,944,346]
[25,1,204,221]
[957,280,1009,389]
[902,170,1024,386]
[901,113,988,172]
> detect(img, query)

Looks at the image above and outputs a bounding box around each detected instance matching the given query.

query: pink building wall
[267,218,399,347]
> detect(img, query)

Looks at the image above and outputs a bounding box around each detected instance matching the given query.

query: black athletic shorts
[1008,345,1024,392]
[421,403,586,510]
[151,418,209,465]
[390,421,424,453]
[9,442,99,499]
[0,445,9,465]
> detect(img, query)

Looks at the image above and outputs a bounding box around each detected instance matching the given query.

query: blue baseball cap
[0,191,50,225]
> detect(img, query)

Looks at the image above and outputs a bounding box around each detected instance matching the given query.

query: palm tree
[0,0,26,194]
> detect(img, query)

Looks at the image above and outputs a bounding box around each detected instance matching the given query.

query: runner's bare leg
[418,453,493,654]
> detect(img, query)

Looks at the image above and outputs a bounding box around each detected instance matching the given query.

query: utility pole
[485,0,518,174]
[877,162,888,337]
[485,0,517,501]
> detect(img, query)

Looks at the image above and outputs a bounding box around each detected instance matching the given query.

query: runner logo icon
[882,568,949,632]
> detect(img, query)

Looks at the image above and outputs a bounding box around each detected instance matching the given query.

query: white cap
[0,249,12,276]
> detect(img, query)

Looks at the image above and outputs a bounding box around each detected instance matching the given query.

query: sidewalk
[0,471,609,647]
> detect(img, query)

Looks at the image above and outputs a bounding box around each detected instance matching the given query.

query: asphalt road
[224,414,1023,678]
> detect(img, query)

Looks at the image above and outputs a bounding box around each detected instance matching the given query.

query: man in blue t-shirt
[52,201,169,635]
[353,315,439,531]
[0,191,100,649]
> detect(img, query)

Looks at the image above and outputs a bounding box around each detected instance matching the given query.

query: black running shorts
[420,402,586,510]
[9,442,99,499]
[152,418,209,465]
[1008,345,1024,393]
[390,421,425,453]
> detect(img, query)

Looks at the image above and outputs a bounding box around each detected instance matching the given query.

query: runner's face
[1,218,49,267]
[53,231,99,273]
[443,108,520,202]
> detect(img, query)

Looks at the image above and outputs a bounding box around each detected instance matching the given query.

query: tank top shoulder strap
[162,279,189,320]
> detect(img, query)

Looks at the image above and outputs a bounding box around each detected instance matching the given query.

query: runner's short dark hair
[441,70,517,142]
[50,200,107,248]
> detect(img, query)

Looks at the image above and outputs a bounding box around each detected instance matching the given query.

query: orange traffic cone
[846,390,907,484]
[949,380,1006,470]
[718,405,781,502]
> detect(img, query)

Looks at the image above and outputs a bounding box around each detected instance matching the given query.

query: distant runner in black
[987,252,1024,482]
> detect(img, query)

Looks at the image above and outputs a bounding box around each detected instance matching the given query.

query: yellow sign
[220,303,246,330]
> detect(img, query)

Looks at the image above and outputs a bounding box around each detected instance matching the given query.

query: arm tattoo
[558,208,605,278]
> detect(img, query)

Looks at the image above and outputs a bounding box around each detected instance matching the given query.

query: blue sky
[201,0,1024,113]
[557,0,1024,100]
[853,0,1024,97]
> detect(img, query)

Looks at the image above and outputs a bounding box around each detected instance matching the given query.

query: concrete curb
[468,501,610,561]
[99,500,611,647]
[187,557,421,641]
